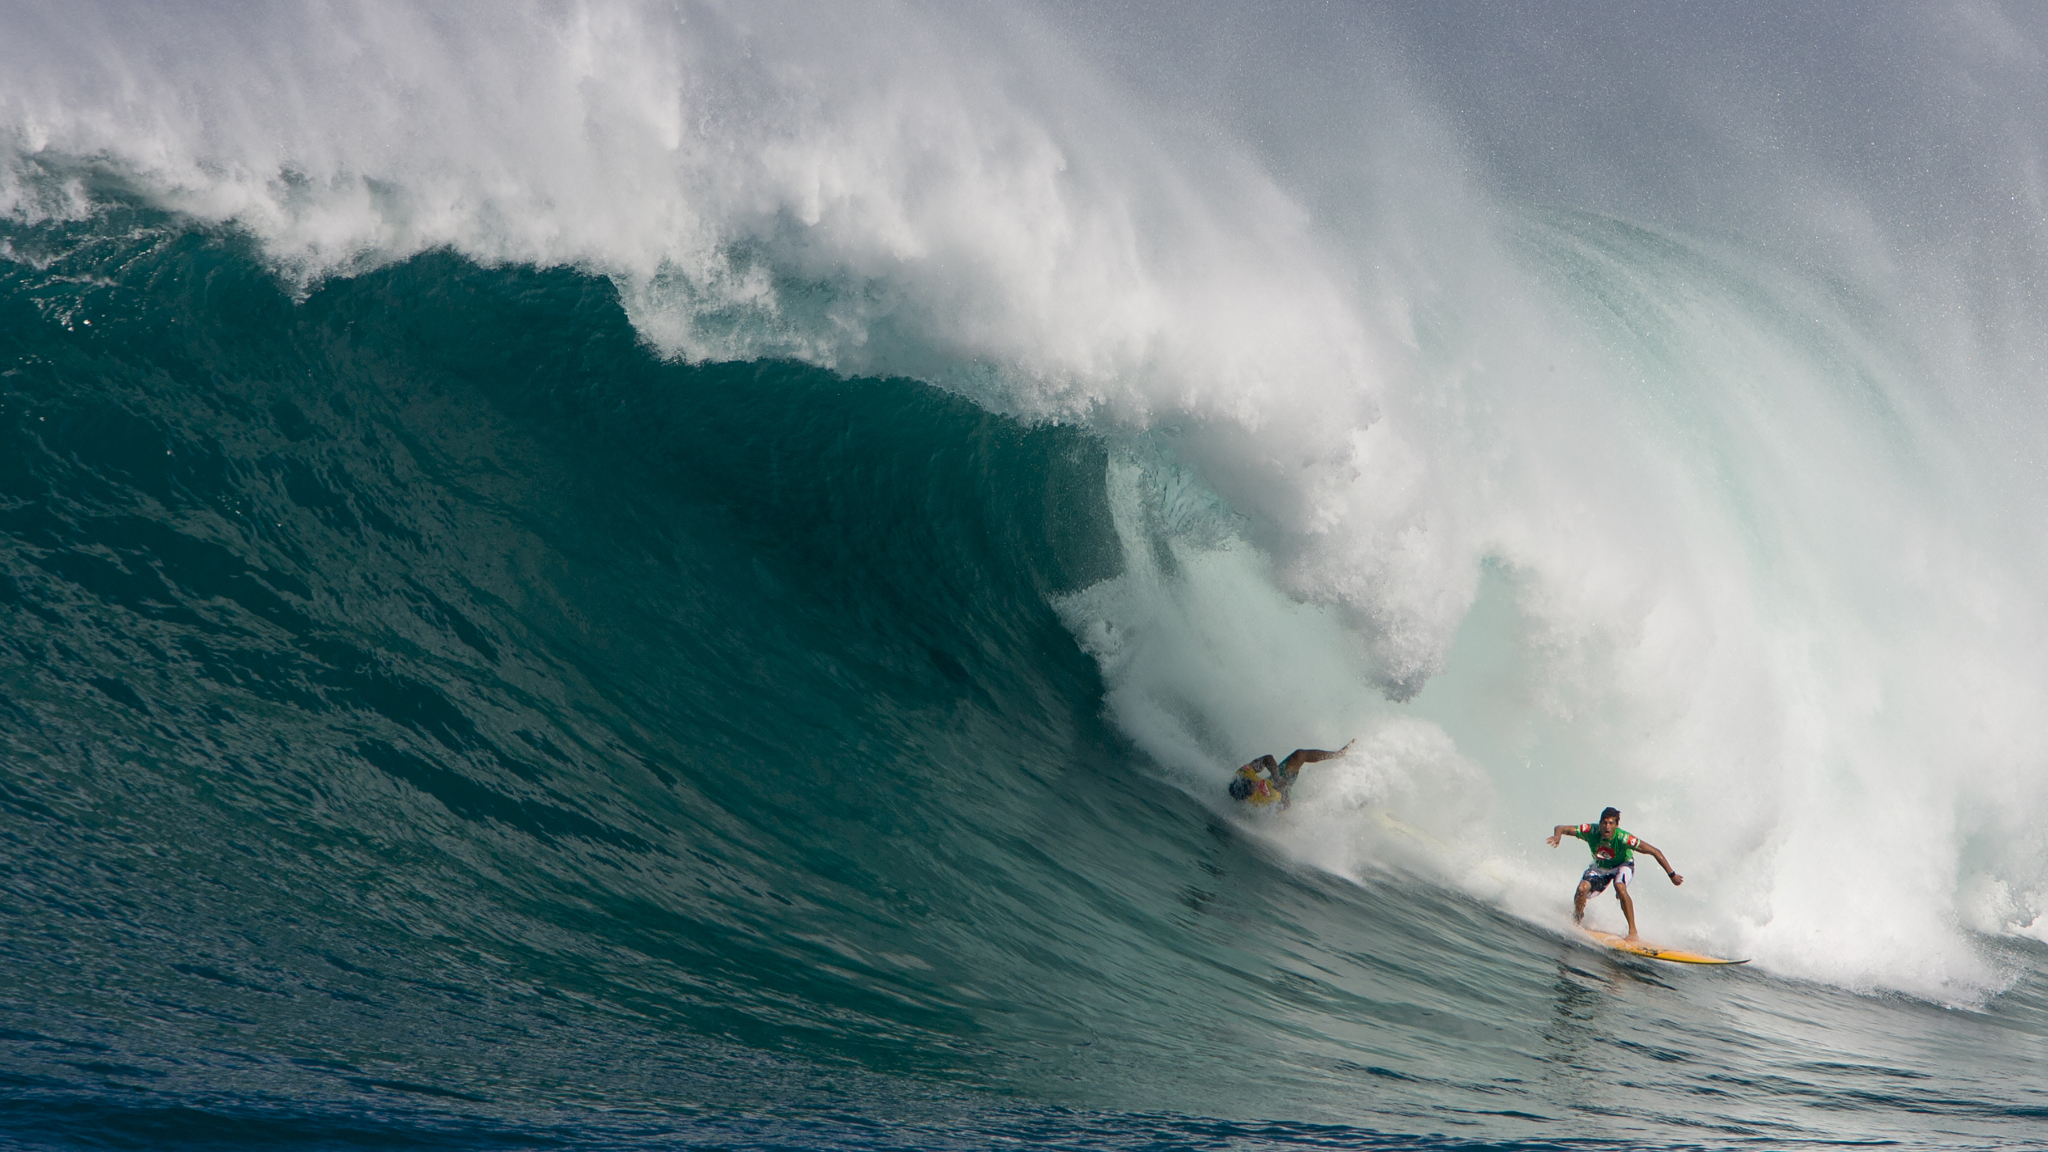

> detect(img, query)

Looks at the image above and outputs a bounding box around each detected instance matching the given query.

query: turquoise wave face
[4,210,2047,1151]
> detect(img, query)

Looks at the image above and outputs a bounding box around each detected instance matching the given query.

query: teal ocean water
[6,3,2048,1149]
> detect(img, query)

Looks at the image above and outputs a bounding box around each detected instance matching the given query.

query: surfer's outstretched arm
[1634,839,1684,886]
[1545,824,1578,847]
[1279,739,1355,775]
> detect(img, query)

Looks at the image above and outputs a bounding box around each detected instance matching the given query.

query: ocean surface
[5,3,2048,1149]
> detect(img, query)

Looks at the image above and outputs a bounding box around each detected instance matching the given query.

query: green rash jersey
[1575,824,1638,869]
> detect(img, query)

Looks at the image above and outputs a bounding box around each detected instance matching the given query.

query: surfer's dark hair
[1600,807,1621,822]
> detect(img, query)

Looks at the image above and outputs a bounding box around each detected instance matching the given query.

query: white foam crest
[0,0,1379,420]
[10,1,2048,1003]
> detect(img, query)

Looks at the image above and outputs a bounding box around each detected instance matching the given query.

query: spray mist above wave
[7,0,2048,1002]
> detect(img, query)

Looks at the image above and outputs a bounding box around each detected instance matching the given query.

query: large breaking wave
[7,2,2048,1147]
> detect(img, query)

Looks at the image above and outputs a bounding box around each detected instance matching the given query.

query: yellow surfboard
[1583,929,1748,966]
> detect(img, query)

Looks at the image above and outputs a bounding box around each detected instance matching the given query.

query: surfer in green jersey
[1546,806,1683,940]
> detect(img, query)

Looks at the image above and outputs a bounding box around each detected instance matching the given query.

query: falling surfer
[1228,740,1355,810]
[1546,807,1683,941]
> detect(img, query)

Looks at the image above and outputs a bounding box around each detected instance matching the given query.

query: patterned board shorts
[1581,861,1634,894]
